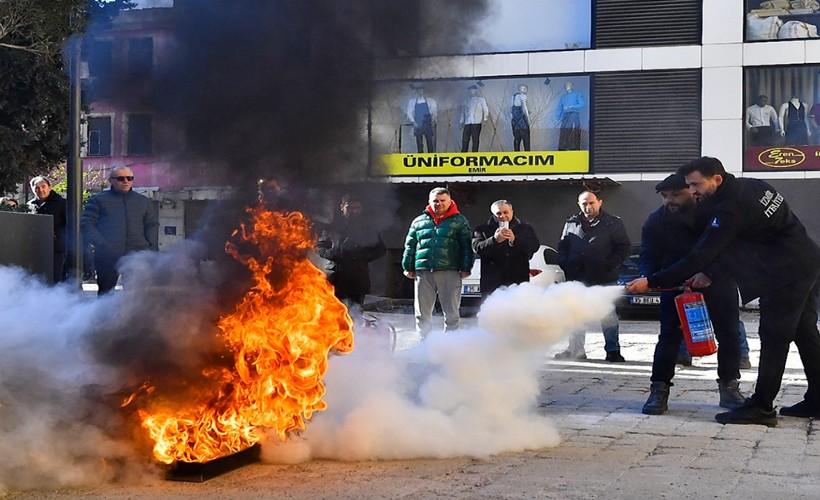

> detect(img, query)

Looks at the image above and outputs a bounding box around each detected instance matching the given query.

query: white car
[462,245,566,302]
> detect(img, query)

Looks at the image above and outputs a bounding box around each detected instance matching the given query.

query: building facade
[80,1,820,297]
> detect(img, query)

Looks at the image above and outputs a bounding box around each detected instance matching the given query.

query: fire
[131,207,353,464]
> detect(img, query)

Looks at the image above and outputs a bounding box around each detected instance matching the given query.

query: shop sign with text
[376,151,589,176]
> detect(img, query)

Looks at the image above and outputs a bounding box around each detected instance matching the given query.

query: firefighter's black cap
[655,174,688,193]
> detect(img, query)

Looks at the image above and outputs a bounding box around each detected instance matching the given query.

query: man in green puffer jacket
[402,187,475,339]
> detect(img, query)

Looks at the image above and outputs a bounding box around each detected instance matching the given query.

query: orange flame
[134,207,353,464]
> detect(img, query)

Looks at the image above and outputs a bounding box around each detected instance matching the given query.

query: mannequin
[460,84,489,152]
[406,86,437,153]
[511,84,530,151]
[745,94,779,146]
[555,81,586,150]
[779,96,811,146]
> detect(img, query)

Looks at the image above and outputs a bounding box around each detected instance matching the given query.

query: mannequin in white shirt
[460,84,489,152]
[745,94,779,146]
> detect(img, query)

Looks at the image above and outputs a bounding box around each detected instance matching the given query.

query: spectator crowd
[3,155,819,427]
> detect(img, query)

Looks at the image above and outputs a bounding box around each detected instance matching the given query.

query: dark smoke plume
[145,0,489,188]
[0,3,499,490]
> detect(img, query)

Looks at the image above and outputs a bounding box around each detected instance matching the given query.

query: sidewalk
[372,308,819,498]
[12,309,818,499]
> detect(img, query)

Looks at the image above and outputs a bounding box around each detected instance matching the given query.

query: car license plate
[631,296,660,305]
[462,284,480,295]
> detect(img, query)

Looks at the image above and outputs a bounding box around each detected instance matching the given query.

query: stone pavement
[10,307,819,499]
[376,308,820,499]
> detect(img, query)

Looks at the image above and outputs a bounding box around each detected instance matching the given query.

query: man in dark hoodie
[402,187,474,339]
[555,190,631,362]
[81,166,159,295]
[317,193,386,308]
[628,156,820,426]
[472,199,540,299]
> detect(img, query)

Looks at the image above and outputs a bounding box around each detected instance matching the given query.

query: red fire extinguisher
[675,288,718,357]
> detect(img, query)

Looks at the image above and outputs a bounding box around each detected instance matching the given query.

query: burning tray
[165,443,261,482]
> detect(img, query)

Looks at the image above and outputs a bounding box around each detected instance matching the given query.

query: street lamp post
[67,33,84,288]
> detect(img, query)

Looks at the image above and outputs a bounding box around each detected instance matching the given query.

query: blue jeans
[567,310,621,355]
[679,320,749,359]
[738,321,750,358]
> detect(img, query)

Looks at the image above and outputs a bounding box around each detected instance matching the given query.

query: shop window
[745,0,820,42]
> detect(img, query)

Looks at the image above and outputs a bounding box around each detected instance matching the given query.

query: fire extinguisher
[675,288,718,357]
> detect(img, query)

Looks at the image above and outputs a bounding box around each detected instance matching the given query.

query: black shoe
[717,379,746,410]
[606,350,625,362]
[715,399,777,427]
[642,381,671,415]
[779,400,820,418]
[676,355,693,367]
[554,350,586,360]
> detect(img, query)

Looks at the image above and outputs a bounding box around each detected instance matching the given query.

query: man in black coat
[28,176,67,283]
[316,194,386,308]
[556,190,631,362]
[628,156,820,426]
[472,199,540,299]
[639,173,744,415]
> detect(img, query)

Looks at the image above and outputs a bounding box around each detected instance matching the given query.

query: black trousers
[751,271,820,411]
[558,112,581,150]
[513,127,530,151]
[651,282,741,384]
[461,124,482,152]
[53,251,66,283]
[94,253,122,295]
[415,126,436,153]
[748,126,776,146]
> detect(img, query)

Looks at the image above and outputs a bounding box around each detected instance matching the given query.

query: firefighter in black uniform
[628,157,820,426]
[639,173,743,415]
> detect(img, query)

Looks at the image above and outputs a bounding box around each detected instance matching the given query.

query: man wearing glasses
[81,166,159,295]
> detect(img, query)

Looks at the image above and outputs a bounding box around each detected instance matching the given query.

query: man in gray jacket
[81,166,159,295]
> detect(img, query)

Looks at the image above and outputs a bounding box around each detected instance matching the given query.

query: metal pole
[67,34,84,288]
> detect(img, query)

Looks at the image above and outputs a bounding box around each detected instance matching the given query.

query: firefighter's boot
[642,381,671,415]
[718,379,746,409]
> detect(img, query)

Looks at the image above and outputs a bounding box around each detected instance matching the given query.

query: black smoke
[150,0,490,188]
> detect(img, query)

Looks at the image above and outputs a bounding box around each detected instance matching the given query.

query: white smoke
[0,242,222,491]
[0,251,623,487]
[0,267,141,491]
[262,281,622,462]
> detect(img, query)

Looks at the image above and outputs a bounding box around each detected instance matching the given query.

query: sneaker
[739,357,752,370]
[605,350,626,362]
[779,400,820,418]
[554,350,586,360]
[676,355,693,367]
[715,399,777,427]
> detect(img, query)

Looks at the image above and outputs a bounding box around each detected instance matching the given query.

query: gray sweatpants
[414,270,462,339]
